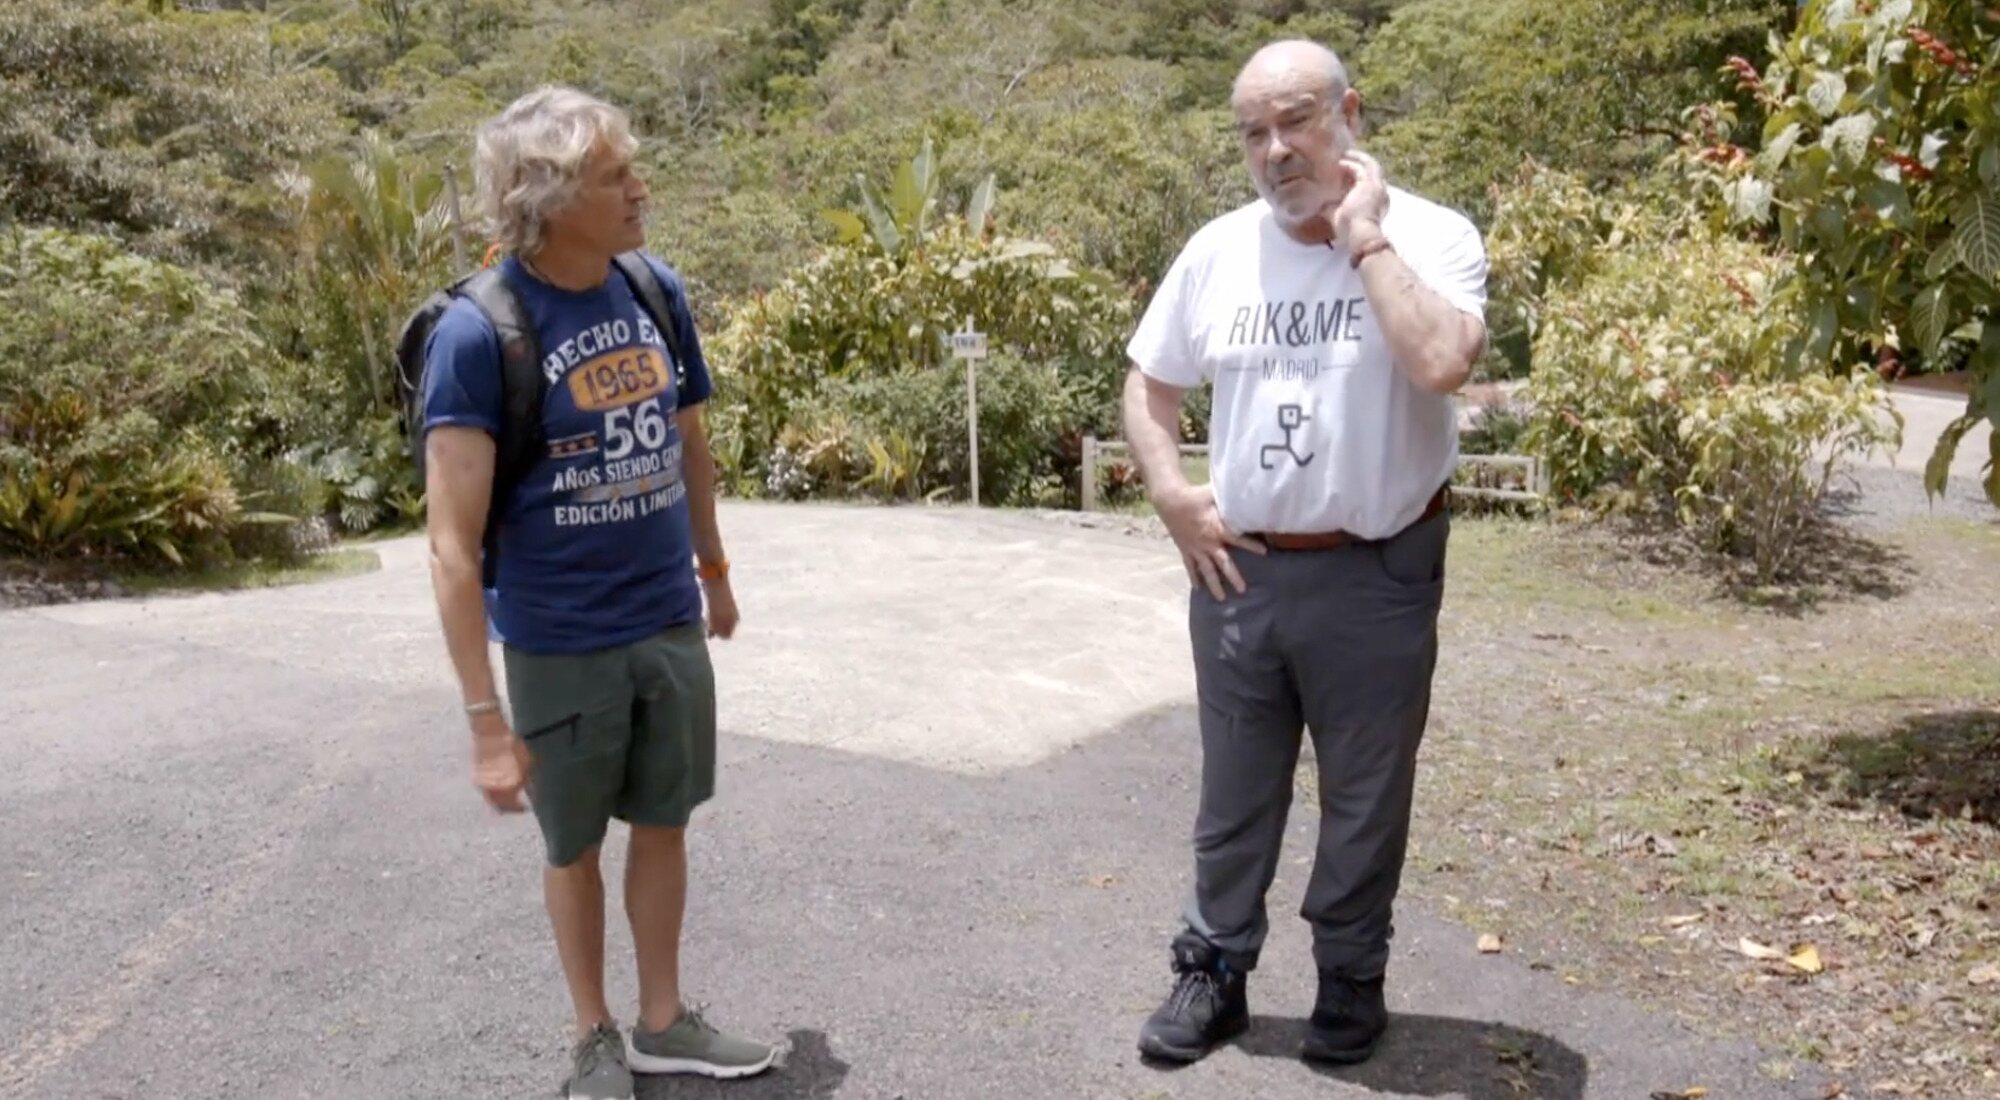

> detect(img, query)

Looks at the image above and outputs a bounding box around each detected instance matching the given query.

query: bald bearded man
[1122,40,1488,1066]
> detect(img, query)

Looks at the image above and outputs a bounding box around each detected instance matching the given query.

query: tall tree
[0,0,342,267]
[1357,0,1790,221]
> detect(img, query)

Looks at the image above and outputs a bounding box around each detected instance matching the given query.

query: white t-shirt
[1127,186,1488,539]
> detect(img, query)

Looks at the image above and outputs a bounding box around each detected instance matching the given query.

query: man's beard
[1262,175,1331,224]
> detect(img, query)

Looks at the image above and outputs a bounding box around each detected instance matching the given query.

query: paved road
[2,503,1827,1099]
[1875,382,1992,486]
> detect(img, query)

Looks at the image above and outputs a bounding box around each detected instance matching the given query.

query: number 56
[604,397,668,460]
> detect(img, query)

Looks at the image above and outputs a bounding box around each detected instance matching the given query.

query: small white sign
[948,329,987,360]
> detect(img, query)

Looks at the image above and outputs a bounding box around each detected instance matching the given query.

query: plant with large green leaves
[1731,0,1999,503]
[0,227,312,567]
[819,135,998,256]
[709,140,1132,503]
[271,131,457,532]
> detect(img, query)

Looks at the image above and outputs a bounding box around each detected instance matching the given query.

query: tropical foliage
[271,133,458,531]
[0,227,316,565]
[10,0,1979,579]
[1497,160,1900,583]
[709,140,1133,504]
[1725,0,2000,503]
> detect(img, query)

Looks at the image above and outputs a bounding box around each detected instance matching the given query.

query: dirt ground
[1059,493,2000,1099]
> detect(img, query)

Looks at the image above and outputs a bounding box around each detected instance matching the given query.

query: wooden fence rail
[1079,436,1547,512]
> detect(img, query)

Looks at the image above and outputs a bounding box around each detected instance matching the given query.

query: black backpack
[393,251,689,585]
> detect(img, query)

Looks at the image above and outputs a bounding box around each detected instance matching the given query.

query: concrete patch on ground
[13,502,1202,774]
[701,504,1198,772]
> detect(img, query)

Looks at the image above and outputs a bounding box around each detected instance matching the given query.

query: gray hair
[473,86,638,256]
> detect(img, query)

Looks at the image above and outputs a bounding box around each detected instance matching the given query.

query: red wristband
[1349,236,1396,269]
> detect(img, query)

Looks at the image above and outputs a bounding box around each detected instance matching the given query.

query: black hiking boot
[1136,934,1249,1063]
[1301,969,1387,1065]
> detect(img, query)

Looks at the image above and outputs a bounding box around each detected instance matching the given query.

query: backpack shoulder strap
[612,251,688,391]
[458,266,543,457]
[456,266,543,587]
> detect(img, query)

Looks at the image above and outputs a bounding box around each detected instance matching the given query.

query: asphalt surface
[1,502,1832,1099]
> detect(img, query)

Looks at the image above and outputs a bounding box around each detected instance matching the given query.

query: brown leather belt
[1255,485,1450,551]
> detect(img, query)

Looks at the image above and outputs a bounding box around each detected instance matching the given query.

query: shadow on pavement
[636,1030,849,1100]
[1234,1014,1587,1100]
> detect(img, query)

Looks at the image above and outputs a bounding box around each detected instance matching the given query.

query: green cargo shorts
[501,622,717,867]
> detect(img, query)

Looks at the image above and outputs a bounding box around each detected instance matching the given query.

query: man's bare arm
[1121,366,1197,505]
[676,404,739,638]
[675,405,724,566]
[1121,364,1262,599]
[425,426,500,709]
[1349,222,1486,395]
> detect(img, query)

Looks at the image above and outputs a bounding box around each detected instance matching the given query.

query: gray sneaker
[562,1023,634,1100]
[626,1004,777,1079]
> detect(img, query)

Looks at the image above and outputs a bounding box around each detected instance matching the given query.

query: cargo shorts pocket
[503,646,637,867]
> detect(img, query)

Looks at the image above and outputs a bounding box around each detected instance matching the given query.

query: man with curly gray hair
[419,86,774,1100]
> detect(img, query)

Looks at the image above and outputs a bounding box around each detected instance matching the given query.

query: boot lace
[1166,967,1222,1017]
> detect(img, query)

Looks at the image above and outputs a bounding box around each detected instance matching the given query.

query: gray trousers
[1179,507,1448,980]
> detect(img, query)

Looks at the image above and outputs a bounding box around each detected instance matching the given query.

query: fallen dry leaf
[1969,963,2000,987]
[1665,913,1705,928]
[1788,944,1825,974]
[1087,874,1119,889]
[1738,937,1786,961]
[1820,1083,1845,1100]
[1649,1089,1709,1100]
[1478,933,1503,954]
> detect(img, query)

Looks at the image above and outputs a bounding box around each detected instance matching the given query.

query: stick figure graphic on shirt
[1260,404,1315,470]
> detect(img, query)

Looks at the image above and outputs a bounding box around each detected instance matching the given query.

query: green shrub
[1734,0,2000,503]
[736,356,1115,507]
[1515,180,1901,583]
[263,132,456,533]
[1461,395,1532,456]
[706,145,1134,505]
[0,226,312,567]
[0,0,343,267]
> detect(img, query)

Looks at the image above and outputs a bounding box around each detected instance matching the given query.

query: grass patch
[1109,455,1210,516]
[118,548,380,596]
[1304,513,2000,1095]
[1447,516,1727,627]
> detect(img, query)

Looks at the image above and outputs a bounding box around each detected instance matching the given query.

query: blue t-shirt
[420,254,713,655]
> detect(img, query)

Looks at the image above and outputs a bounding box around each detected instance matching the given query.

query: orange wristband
[697,558,729,582]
